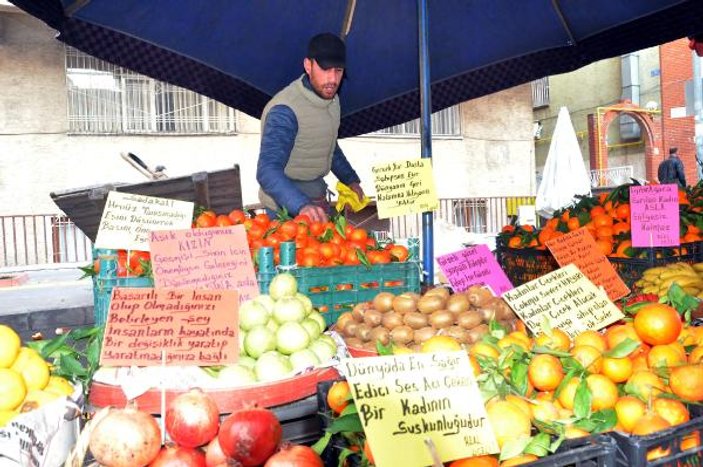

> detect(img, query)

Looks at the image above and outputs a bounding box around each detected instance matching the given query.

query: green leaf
[499,436,532,461]
[340,403,359,417]
[200,366,224,377]
[311,431,332,455]
[510,360,529,396]
[77,263,97,279]
[356,248,371,269]
[577,409,617,433]
[319,228,334,243]
[337,447,356,467]
[38,334,70,360]
[376,340,394,356]
[488,319,507,339]
[554,368,579,399]
[276,206,291,221]
[328,413,364,434]
[523,432,551,457]
[69,325,103,341]
[603,338,640,358]
[573,377,592,419]
[531,345,571,358]
[57,354,88,378]
[335,216,348,239]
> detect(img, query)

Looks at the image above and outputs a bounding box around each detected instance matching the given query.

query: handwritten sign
[372,159,439,219]
[149,225,259,303]
[546,228,629,301]
[501,264,624,338]
[342,352,498,467]
[95,191,194,251]
[100,288,239,366]
[630,184,680,247]
[436,245,513,294]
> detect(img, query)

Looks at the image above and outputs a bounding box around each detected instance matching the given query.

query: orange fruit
[534,328,571,352]
[570,345,603,373]
[470,342,500,361]
[614,396,646,433]
[669,364,703,401]
[647,343,686,368]
[605,323,642,350]
[421,335,462,353]
[630,354,649,373]
[633,303,682,345]
[508,332,532,349]
[601,356,633,383]
[592,213,614,228]
[688,345,703,364]
[557,377,580,410]
[626,370,665,401]
[449,455,498,467]
[504,395,531,419]
[564,425,590,439]
[681,432,701,452]
[528,354,564,391]
[500,455,539,467]
[573,331,607,352]
[485,400,532,449]
[631,413,672,461]
[567,217,581,231]
[326,381,351,415]
[595,239,613,256]
[652,398,689,426]
[586,374,619,410]
[530,398,560,422]
[468,355,481,377]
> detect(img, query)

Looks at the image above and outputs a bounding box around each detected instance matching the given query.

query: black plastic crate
[525,435,617,467]
[270,395,324,445]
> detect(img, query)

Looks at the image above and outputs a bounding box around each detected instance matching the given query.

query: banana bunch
[635,262,703,298]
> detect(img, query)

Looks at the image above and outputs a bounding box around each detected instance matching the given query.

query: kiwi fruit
[403,311,429,330]
[369,326,391,346]
[457,311,483,329]
[372,292,395,313]
[390,325,414,345]
[428,310,454,329]
[363,309,383,328]
[413,326,437,343]
[417,294,444,314]
[381,311,404,330]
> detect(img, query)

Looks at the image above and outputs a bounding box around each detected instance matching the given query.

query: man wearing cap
[256,33,364,223]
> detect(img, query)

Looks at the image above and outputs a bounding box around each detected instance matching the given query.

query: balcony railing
[1,197,537,268]
[590,165,634,188]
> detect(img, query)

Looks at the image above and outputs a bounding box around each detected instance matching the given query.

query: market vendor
[256,32,365,223]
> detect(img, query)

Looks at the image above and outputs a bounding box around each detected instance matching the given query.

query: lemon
[0,409,16,427]
[0,325,21,368]
[0,368,27,411]
[19,389,62,413]
[45,376,75,397]
[11,348,49,391]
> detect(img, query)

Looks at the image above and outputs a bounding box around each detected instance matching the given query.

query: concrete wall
[0,11,534,218]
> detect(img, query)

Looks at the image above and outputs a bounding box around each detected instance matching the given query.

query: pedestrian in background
[657,147,687,187]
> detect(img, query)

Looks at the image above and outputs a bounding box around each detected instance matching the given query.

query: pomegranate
[166,388,220,448]
[218,407,282,466]
[88,406,161,467]
[264,444,323,467]
[205,436,231,467]
[150,445,207,466]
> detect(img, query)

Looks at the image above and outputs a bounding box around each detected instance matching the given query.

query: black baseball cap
[307,33,346,69]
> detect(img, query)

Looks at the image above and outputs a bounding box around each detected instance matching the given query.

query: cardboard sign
[342,352,498,467]
[546,228,629,301]
[501,264,624,338]
[95,191,194,251]
[436,244,513,294]
[100,288,239,366]
[149,225,259,303]
[373,159,439,219]
[630,184,680,247]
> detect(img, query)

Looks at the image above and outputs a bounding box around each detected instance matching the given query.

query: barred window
[371,106,461,136]
[65,47,236,134]
[531,77,550,108]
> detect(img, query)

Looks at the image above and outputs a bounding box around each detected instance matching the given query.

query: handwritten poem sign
[342,352,498,467]
[372,159,439,219]
[436,245,513,294]
[100,288,239,366]
[546,228,629,301]
[630,184,680,247]
[149,225,259,303]
[501,264,624,338]
[95,191,194,251]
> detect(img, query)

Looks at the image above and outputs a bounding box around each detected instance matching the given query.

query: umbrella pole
[418,0,434,287]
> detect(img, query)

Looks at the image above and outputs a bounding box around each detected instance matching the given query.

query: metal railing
[1,196,537,268]
[590,165,634,188]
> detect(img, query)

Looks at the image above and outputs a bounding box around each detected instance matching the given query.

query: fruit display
[82,392,324,467]
[634,261,703,299]
[0,324,76,428]
[334,285,519,353]
[499,180,703,258]
[211,272,338,386]
[193,208,410,268]
[318,289,703,465]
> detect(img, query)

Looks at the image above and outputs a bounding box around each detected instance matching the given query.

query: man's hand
[300,204,329,223]
[348,182,365,201]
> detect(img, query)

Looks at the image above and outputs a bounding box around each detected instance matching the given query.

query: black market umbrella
[11,0,703,282]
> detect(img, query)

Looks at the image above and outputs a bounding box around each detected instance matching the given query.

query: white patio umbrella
[536,106,592,218]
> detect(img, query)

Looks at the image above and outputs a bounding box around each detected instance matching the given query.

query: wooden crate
[50,166,243,241]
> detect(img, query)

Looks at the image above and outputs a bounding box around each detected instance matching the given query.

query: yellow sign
[342,351,498,467]
[372,159,439,219]
[501,264,624,339]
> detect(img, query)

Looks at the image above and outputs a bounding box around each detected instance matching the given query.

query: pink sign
[149,225,259,302]
[436,244,513,294]
[630,184,680,247]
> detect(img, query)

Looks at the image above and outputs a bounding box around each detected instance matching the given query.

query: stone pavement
[0,263,95,341]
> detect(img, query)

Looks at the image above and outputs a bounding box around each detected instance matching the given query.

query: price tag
[501,264,624,338]
[100,288,239,366]
[373,159,439,219]
[94,191,194,250]
[342,352,498,467]
[436,244,513,294]
[149,225,259,303]
[630,184,680,247]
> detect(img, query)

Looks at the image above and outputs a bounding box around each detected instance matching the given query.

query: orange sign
[546,228,629,301]
[149,225,259,303]
[100,287,239,367]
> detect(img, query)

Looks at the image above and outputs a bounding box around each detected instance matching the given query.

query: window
[65,47,236,134]
[531,77,550,108]
[372,106,461,136]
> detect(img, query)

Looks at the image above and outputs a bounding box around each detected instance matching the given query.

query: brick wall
[660,39,697,184]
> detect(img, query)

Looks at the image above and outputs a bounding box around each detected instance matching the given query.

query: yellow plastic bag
[335,182,370,213]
